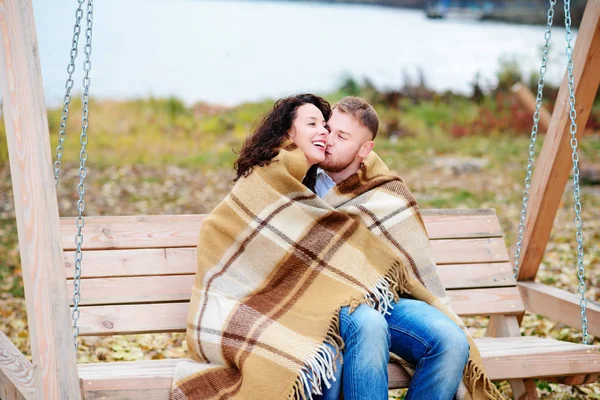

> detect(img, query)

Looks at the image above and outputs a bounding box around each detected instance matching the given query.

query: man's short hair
[333,96,379,139]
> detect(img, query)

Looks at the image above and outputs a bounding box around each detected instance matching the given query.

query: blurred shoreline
[267,0,586,26]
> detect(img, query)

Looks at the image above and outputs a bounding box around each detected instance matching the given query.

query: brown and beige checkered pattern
[171,143,503,400]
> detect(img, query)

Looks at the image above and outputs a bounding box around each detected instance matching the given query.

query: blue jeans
[313,298,470,400]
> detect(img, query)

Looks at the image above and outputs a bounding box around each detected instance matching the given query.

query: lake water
[32,0,576,106]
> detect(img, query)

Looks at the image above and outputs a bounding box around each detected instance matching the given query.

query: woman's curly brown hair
[233,94,331,182]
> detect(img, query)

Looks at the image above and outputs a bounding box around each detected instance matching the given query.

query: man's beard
[320,149,360,173]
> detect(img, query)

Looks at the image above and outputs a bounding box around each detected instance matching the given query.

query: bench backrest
[60,209,522,337]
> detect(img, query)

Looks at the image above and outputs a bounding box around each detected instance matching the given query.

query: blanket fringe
[464,359,503,399]
[288,306,345,400]
[368,259,411,314]
[289,258,413,400]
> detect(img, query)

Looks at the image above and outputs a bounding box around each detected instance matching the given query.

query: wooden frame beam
[518,282,600,337]
[0,371,28,400]
[512,82,551,134]
[0,0,81,398]
[515,0,600,281]
[0,332,35,400]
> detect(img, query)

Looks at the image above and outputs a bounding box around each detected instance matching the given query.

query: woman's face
[288,103,329,166]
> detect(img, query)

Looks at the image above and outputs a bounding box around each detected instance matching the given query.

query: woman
[234,93,330,182]
[171,94,340,400]
[171,94,501,400]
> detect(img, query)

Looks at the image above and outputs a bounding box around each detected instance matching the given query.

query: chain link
[53,0,86,186]
[513,0,557,278]
[72,0,94,351]
[563,0,588,345]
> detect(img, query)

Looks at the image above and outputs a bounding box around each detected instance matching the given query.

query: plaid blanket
[171,142,503,400]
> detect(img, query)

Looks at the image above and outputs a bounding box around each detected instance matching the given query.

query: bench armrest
[518,281,600,337]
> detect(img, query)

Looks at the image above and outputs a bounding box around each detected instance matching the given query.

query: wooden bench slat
[437,262,515,289]
[68,275,195,306]
[449,286,523,316]
[67,258,516,292]
[476,337,600,379]
[77,303,189,336]
[64,248,196,279]
[74,287,523,335]
[60,209,503,251]
[430,237,509,264]
[63,238,510,280]
[61,217,204,251]
[391,338,600,385]
[76,337,600,397]
[420,209,504,240]
[68,272,518,307]
[78,358,184,400]
[80,388,169,400]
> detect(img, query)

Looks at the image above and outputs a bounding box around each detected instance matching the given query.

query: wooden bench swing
[1,0,599,399]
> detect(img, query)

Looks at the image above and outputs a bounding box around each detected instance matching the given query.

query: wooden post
[0,0,81,398]
[515,0,600,282]
[512,82,551,134]
[485,316,539,400]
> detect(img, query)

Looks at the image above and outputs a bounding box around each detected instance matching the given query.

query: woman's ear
[288,126,297,140]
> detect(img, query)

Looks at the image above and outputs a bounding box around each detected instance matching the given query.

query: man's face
[320,108,373,173]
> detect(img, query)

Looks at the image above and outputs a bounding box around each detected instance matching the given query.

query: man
[312,97,470,400]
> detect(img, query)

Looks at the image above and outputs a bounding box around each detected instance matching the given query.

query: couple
[171,95,502,400]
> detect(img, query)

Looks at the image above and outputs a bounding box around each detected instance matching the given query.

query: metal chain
[563,0,588,345]
[54,0,86,186]
[72,0,93,350]
[513,0,557,278]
